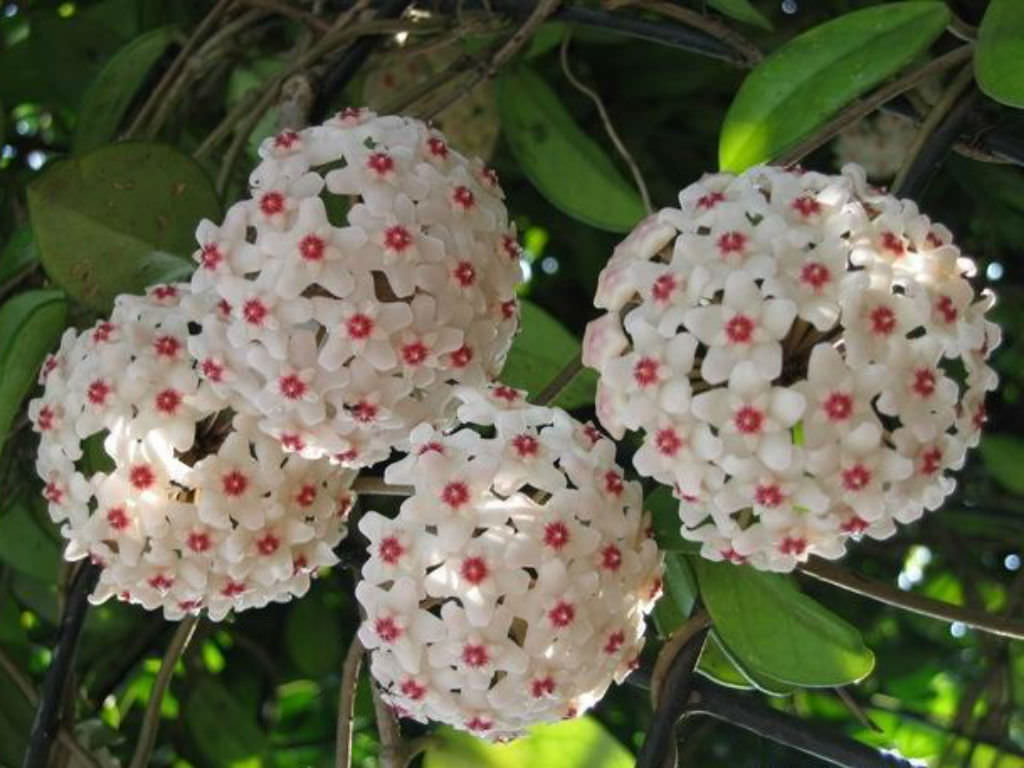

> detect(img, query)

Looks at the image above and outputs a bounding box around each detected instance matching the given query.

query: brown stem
[531,352,584,407]
[649,611,711,710]
[798,558,1024,641]
[335,638,364,768]
[352,476,413,496]
[634,0,762,67]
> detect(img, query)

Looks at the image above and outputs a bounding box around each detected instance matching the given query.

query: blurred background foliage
[0,0,1022,767]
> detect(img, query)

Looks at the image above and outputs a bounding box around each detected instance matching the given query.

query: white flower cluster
[30,287,356,620]
[188,110,521,467]
[834,113,918,180]
[583,164,999,572]
[355,388,662,739]
[364,47,500,161]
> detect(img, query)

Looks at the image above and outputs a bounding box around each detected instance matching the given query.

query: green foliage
[496,66,646,233]
[0,288,67,453]
[694,559,875,686]
[501,300,597,410]
[979,433,1024,494]
[185,677,269,767]
[74,26,179,153]
[283,586,344,680]
[28,142,218,311]
[708,0,773,30]
[0,227,39,286]
[0,494,60,581]
[424,718,634,768]
[718,2,949,171]
[976,0,1024,109]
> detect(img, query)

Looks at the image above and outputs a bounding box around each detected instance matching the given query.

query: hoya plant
[0,1,1022,768]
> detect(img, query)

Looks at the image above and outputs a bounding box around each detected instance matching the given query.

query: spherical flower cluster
[30,288,355,620]
[583,164,999,572]
[834,113,918,180]
[355,388,662,739]
[188,110,521,467]
[364,48,500,161]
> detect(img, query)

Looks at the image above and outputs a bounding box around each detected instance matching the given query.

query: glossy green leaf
[694,558,874,686]
[701,629,795,695]
[185,678,268,768]
[718,2,950,171]
[709,0,773,30]
[0,663,34,768]
[496,66,646,232]
[423,717,633,768]
[697,633,754,690]
[284,587,343,679]
[645,486,699,554]
[980,434,1024,493]
[74,26,179,153]
[0,495,60,581]
[976,0,1024,108]
[501,300,597,409]
[0,289,67,454]
[28,142,218,311]
[0,227,39,286]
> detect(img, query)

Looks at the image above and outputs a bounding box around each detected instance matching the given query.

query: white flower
[357,396,660,737]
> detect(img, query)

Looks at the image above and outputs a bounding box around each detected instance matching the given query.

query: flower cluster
[30,288,355,620]
[584,164,998,571]
[188,110,521,467]
[364,47,499,161]
[355,389,662,739]
[834,113,918,180]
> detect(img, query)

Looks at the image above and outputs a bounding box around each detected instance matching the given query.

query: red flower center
[260,192,284,215]
[243,298,269,325]
[544,522,570,550]
[880,231,905,256]
[92,322,115,343]
[512,434,539,457]
[441,481,470,508]
[366,152,394,176]
[604,630,626,654]
[824,392,853,421]
[493,385,519,402]
[36,406,55,430]
[548,601,575,628]
[88,379,111,405]
[725,314,754,343]
[201,358,224,382]
[449,345,473,368]
[461,557,488,584]
[717,231,747,255]
[379,536,405,564]
[400,678,427,700]
[188,531,211,552]
[655,427,682,456]
[130,465,155,490]
[298,234,325,262]
[734,405,764,434]
[384,225,413,252]
[800,261,830,291]
[154,389,182,414]
[452,185,475,209]
[426,137,448,158]
[222,470,248,496]
[601,545,622,571]
[107,507,129,530]
[869,305,896,335]
[295,484,317,506]
[792,196,822,217]
[453,261,476,287]
[652,273,677,302]
[256,533,280,555]
[779,536,807,555]
[911,368,936,398]
[754,483,784,507]
[841,464,872,491]
[633,356,660,387]
[200,243,222,269]
[462,643,489,667]
[375,616,401,643]
[935,295,958,324]
[279,374,307,399]
[920,446,943,475]
[402,341,428,365]
[603,470,623,495]
[697,191,725,209]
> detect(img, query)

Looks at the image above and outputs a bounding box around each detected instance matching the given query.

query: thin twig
[531,353,583,407]
[370,679,406,768]
[352,476,413,496]
[892,67,978,198]
[127,617,200,768]
[776,45,974,167]
[335,638,364,768]
[649,611,710,709]
[0,649,102,768]
[559,31,652,214]
[798,558,1024,642]
[22,563,100,768]
[125,0,235,137]
[636,0,762,66]
[241,0,332,31]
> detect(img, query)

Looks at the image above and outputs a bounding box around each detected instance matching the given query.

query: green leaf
[283,587,343,679]
[718,2,950,171]
[28,142,218,311]
[423,717,633,768]
[0,495,60,582]
[74,26,179,153]
[185,678,268,768]
[496,66,646,232]
[0,227,39,286]
[976,0,1024,108]
[0,289,67,454]
[0,662,34,768]
[702,630,795,695]
[709,0,773,30]
[693,558,875,686]
[500,300,597,409]
[645,486,699,554]
[697,633,754,690]
[979,434,1024,493]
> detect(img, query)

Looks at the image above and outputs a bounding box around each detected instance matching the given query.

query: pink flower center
[633,356,660,387]
[824,392,853,421]
[501,234,520,260]
[298,234,325,262]
[548,601,575,628]
[531,676,556,697]
[384,225,413,252]
[107,507,129,530]
[754,483,783,507]
[869,305,896,335]
[148,574,174,591]
[779,536,807,555]
[375,617,401,643]
[441,481,470,508]
[655,427,682,456]
[603,471,623,495]
[379,536,405,564]
[295,484,317,507]
[500,299,517,319]
[841,516,869,533]
[911,368,936,398]
[92,322,115,343]
[652,273,676,302]
[402,341,428,365]
[543,522,570,550]
[260,192,284,215]
[721,548,746,563]
[841,464,872,491]
[188,531,211,552]
[151,285,178,301]
[88,379,111,405]
[274,130,299,149]
[601,545,622,571]
[920,446,943,475]
[792,196,822,217]
[461,557,488,584]
[725,314,754,343]
[36,406,55,430]
[717,231,746,255]
[451,185,475,209]
[201,358,224,382]
[697,191,725,209]
[366,152,394,176]
[155,389,182,414]
[222,580,247,597]
[604,630,625,654]
[352,400,378,423]
[401,678,426,700]
[935,295,957,324]
[222,470,248,496]
[462,643,489,667]
[800,261,830,291]
[493,385,519,402]
[449,345,473,368]
[466,716,492,732]
[426,137,448,158]
[243,298,268,325]
[281,433,305,451]
[279,374,307,399]
[880,231,905,256]
[44,482,64,504]
[733,405,764,434]
[512,434,539,457]
[130,465,155,489]
[256,533,280,555]
[418,441,444,455]
[200,244,222,269]
[453,261,476,287]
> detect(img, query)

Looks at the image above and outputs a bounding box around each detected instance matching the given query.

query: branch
[776,45,974,167]
[687,679,919,768]
[352,475,413,496]
[631,0,762,66]
[370,677,406,768]
[531,353,583,407]
[22,562,100,768]
[649,611,710,709]
[635,623,709,768]
[798,558,1024,642]
[892,64,977,197]
[127,616,200,768]
[335,637,364,768]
